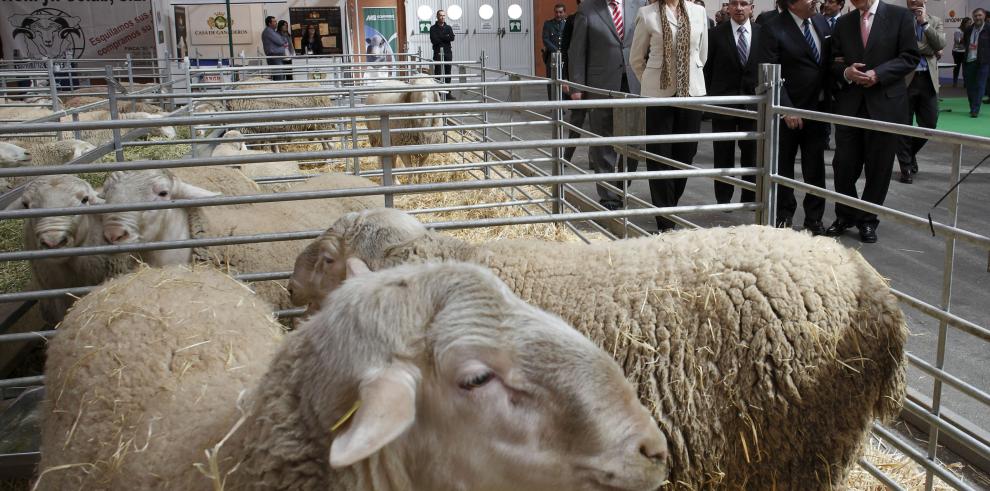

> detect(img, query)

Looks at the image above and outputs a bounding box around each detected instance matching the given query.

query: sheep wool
[27,139,96,166]
[0,142,30,166]
[224,78,334,134]
[327,218,908,489]
[36,265,284,490]
[364,76,443,170]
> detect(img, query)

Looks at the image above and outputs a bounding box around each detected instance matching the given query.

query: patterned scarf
[658,0,692,96]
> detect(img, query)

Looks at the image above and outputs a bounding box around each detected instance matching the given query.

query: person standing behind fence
[277,20,294,81]
[430,10,455,98]
[951,19,972,87]
[262,16,287,81]
[561,0,588,163]
[895,0,944,184]
[301,25,323,55]
[629,0,709,231]
[761,0,831,235]
[542,4,568,99]
[568,0,646,211]
[825,0,919,243]
[962,9,990,118]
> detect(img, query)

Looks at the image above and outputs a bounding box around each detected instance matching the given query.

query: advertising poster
[174,6,188,59]
[289,7,343,55]
[363,7,397,64]
[185,4,252,46]
[1,1,155,61]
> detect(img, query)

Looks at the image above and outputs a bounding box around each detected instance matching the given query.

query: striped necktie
[737,25,749,64]
[609,1,625,41]
[803,19,820,63]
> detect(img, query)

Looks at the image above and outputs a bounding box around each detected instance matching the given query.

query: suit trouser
[711,117,757,204]
[952,51,966,85]
[267,58,286,81]
[832,105,896,228]
[896,71,938,170]
[964,62,990,114]
[588,74,638,203]
[646,105,702,231]
[777,120,827,225]
[563,108,588,162]
[433,49,453,84]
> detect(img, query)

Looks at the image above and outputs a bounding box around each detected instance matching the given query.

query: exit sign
[509,20,521,32]
[419,21,431,33]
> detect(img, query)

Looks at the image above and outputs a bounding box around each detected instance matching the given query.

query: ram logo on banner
[187,4,253,45]
[1,1,155,60]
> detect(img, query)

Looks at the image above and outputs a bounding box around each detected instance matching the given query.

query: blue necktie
[803,19,820,64]
[737,26,749,64]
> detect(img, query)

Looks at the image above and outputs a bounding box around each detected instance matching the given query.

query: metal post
[380,115,394,208]
[349,88,359,175]
[550,51,563,215]
[46,58,61,113]
[924,143,963,490]
[163,48,174,111]
[106,66,124,162]
[126,54,136,111]
[184,59,193,139]
[755,63,781,226]
[480,51,491,178]
[71,112,81,140]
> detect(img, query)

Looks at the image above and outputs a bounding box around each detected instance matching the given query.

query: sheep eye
[81,196,89,204]
[459,371,494,391]
[21,201,29,209]
[157,190,169,198]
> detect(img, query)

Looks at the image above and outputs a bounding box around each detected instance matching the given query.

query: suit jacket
[567,0,646,94]
[561,13,578,79]
[906,15,945,91]
[761,12,832,110]
[755,9,781,26]
[962,23,990,65]
[629,1,709,97]
[830,1,920,122]
[704,20,766,100]
[542,19,566,55]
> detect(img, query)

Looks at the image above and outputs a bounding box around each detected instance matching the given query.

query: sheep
[62,110,176,144]
[0,142,30,166]
[4,175,122,325]
[62,95,163,113]
[291,208,909,490]
[27,139,95,165]
[0,106,53,123]
[37,262,670,490]
[223,77,334,134]
[364,75,443,170]
[212,130,301,180]
[100,170,383,310]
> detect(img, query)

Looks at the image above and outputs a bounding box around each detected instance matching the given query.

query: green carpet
[934,97,990,138]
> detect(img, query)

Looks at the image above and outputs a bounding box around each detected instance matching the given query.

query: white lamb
[212,130,301,179]
[38,262,669,490]
[0,142,30,166]
[290,208,910,489]
[364,75,443,169]
[28,139,96,165]
[0,107,53,123]
[63,110,176,144]
[5,175,117,324]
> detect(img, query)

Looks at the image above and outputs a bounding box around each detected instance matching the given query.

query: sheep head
[100,169,218,245]
[302,262,669,490]
[66,139,96,159]
[0,142,31,167]
[289,208,428,315]
[8,175,101,252]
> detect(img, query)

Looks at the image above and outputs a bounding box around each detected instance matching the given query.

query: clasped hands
[844,63,879,88]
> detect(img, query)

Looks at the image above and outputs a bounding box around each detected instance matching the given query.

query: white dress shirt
[730,18,752,56]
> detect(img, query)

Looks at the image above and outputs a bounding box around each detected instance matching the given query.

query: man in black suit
[705,0,766,206]
[542,4,568,99]
[561,0,587,163]
[825,0,919,243]
[755,0,785,25]
[430,11,455,89]
[762,0,831,234]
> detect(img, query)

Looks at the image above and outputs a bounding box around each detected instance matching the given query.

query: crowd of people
[542,0,989,243]
[262,16,328,81]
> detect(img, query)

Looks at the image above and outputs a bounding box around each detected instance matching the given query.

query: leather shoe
[859,224,877,243]
[775,217,793,229]
[971,112,979,118]
[899,171,913,184]
[599,199,623,211]
[804,220,826,236]
[824,219,853,237]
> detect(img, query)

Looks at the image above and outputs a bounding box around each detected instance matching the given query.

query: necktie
[829,16,836,30]
[737,25,749,64]
[861,12,871,47]
[609,1,625,41]
[803,19,820,63]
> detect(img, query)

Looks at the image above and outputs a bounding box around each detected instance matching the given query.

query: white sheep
[0,142,31,166]
[212,130,301,179]
[38,262,669,490]
[364,75,443,170]
[61,95,163,114]
[28,139,96,165]
[100,170,383,310]
[63,110,176,144]
[291,208,909,489]
[0,106,53,123]
[5,175,119,324]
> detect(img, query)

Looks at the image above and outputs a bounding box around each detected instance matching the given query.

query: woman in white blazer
[629,0,709,232]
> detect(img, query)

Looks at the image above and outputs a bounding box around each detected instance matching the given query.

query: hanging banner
[185,4,253,46]
[0,1,155,60]
[363,7,397,62]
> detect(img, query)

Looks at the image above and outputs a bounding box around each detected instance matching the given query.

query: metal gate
[405,0,533,75]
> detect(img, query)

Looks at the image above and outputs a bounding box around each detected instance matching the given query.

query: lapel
[864,1,887,53]
[594,0,622,43]
[725,22,744,67]
[783,15,816,63]
[812,15,829,66]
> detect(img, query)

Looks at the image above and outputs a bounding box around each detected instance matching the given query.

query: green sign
[509,20,522,32]
[419,20,431,33]
[364,7,398,54]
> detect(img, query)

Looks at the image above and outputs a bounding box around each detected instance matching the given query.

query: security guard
[541,3,567,99]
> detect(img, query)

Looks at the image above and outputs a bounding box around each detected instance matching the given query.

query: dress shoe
[859,224,877,243]
[971,112,979,118]
[899,171,913,184]
[824,219,853,237]
[775,217,793,229]
[804,220,826,236]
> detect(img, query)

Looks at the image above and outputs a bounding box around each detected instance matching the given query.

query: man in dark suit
[755,0,785,25]
[820,0,844,149]
[561,0,588,163]
[761,0,832,234]
[430,10,455,90]
[962,9,990,117]
[542,4,568,99]
[568,0,646,209]
[825,0,919,243]
[704,0,766,206]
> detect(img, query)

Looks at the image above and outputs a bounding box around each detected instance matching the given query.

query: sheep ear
[329,363,419,468]
[173,181,220,199]
[345,258,370,279]
[5,200,25,210]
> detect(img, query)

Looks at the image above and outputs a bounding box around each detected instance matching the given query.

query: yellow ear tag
[331,400,362,433]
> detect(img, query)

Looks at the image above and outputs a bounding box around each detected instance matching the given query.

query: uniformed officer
[541,4,567,99]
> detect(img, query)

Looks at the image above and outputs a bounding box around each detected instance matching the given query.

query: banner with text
[185,3,253,46]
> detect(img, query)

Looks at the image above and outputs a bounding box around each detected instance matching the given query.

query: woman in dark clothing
[300,25,323,55]
[276,20,294,80]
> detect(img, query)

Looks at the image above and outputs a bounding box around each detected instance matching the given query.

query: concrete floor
[474,83,990,438]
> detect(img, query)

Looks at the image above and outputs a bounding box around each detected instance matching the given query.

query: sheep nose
[104,227,129,244]
[40,236,68,249]
[637,431,669,464]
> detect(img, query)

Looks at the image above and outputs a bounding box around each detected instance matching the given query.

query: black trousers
[711,117,757,204]
[563,108,588,162]
[896,71,938,171]
[952,50,966,85]
[433,49,452,84]
[777,119,827,225]
[646,105,702,231]
[832,105,896,228]
[267,57,287,81]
